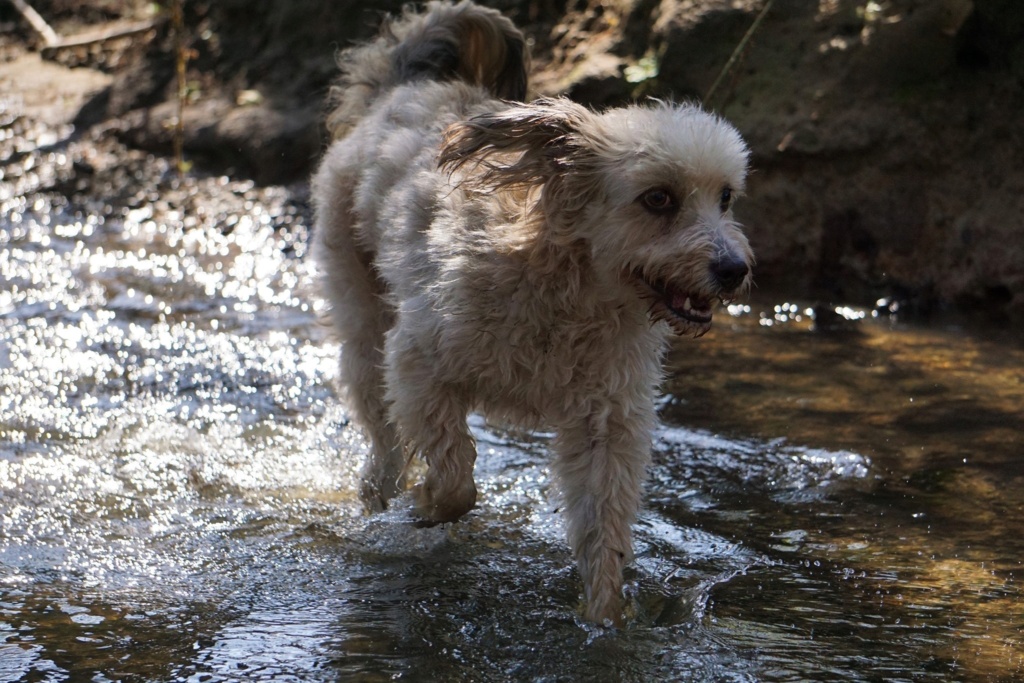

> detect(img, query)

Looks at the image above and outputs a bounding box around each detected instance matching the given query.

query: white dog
[312,0,752,626]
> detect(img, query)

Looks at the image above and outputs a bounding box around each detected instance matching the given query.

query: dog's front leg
[554,404,653,626]
[413,415,478,525]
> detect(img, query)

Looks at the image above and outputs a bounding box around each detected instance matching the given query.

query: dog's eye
[640,188,677,214]
[719,186,733,213]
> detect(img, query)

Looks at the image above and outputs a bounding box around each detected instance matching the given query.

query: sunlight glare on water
[1,146,1022,680]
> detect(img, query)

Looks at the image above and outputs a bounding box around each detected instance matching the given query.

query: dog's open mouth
[632,271,714,337]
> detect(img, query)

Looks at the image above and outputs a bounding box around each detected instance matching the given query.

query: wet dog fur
[311,0,753,626]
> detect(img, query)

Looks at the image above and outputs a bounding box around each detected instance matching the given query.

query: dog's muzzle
[631,259,749,338]
[634,274,714,337]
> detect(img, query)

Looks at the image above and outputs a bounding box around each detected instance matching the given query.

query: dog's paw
[413,478,477,524]
[359,478,397,515]
[583,601,626,629]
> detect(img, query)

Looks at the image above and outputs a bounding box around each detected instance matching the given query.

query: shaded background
[2,0,1021,324]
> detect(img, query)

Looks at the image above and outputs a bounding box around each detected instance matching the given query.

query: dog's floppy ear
[438,97,593,190]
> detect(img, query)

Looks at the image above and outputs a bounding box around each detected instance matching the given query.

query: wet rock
[0,53,111,127]
[104,41,175,117]
[556,52,631,104]
[205,104,321,184]
[117,97,320,184]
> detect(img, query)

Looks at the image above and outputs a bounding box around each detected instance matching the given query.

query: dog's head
[440,98,752,337]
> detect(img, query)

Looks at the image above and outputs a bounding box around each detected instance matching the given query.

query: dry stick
[9,0,59,47]
[45,20,158,50]
[705,0,775,107]
[171,0,187,176]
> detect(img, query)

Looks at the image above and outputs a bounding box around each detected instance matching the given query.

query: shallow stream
[1,116,1022,681]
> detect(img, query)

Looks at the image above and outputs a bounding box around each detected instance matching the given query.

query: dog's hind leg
[341,300,405,513]
[384,334,478,524]
[313,166,405,512]
[553,401,655,626]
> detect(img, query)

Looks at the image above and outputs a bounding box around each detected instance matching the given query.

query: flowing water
[1,114,1022,682]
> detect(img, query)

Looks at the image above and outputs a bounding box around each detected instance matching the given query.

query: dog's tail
[326,0,529,140]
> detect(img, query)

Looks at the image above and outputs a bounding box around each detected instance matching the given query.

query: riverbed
[1,110,1021,681]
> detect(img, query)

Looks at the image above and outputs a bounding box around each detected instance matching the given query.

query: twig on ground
[705,0,774,107]
[9,0,59,47]
[44,20,158,51]
[172,0,188,176]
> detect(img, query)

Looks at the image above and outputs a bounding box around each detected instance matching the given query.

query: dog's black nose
[711,257,750,291]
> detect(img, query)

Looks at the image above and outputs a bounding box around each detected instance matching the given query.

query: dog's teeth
[683,297,692,312]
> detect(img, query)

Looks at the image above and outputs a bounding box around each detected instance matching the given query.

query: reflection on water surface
[1,147,1021,680]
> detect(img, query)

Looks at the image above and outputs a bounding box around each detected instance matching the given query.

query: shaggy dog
[312,0,753,625]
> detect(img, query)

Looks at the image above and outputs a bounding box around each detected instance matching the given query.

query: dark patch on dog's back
[391,7,528,102]
[326,2,530,143]
[393,35,461,83]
